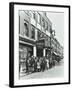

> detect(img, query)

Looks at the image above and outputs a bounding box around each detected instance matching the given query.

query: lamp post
[50,29,55,68]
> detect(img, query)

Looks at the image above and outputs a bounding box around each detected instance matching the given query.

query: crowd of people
[25,56,56,74]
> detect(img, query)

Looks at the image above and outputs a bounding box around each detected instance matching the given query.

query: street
[20,60,64,80]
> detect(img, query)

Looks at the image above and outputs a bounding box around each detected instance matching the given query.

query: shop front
[19,36,51,75]
[36,38,50,58]
[19,44,33,74]
[19,36,36,75]
[36,39,44,57]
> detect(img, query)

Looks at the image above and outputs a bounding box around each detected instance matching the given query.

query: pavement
[20,60,64,80]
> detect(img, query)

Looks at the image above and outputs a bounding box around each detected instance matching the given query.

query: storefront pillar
[43,48,46,56]
[33,46,36,57]
[35,29,38,40]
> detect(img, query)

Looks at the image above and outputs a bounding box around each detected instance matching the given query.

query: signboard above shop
[36,37,50,49]
[36,39,45,48]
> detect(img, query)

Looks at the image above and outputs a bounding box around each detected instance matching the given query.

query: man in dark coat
[40,57,46,72]
[25,58,29,73]
[34,57,37,72]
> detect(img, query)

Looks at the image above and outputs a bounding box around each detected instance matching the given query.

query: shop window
[31,25,35,39]
[19,47,27,59]
[24,20,29,37]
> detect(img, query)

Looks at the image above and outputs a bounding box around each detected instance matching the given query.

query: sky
[47,12,64,46]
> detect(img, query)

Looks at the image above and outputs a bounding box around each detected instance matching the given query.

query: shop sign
[36,39,45,48]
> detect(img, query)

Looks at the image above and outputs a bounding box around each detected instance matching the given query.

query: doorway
[37,48,43,57]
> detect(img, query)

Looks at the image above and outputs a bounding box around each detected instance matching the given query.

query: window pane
[42,17,45,28]
[38,30,41,40]
[31,25,35,39]
[24,21,29,37]
[37,31,45,40]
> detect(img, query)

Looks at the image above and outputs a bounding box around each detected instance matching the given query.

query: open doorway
[37,48,43,57]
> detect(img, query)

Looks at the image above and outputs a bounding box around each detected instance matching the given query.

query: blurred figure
[25,57,30,73]
[49,57,53,68]
[40,57,46,72]
[37,58,41,72]
[34,57,37,72]
[29,56,35,73]
[46,57,49,70]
